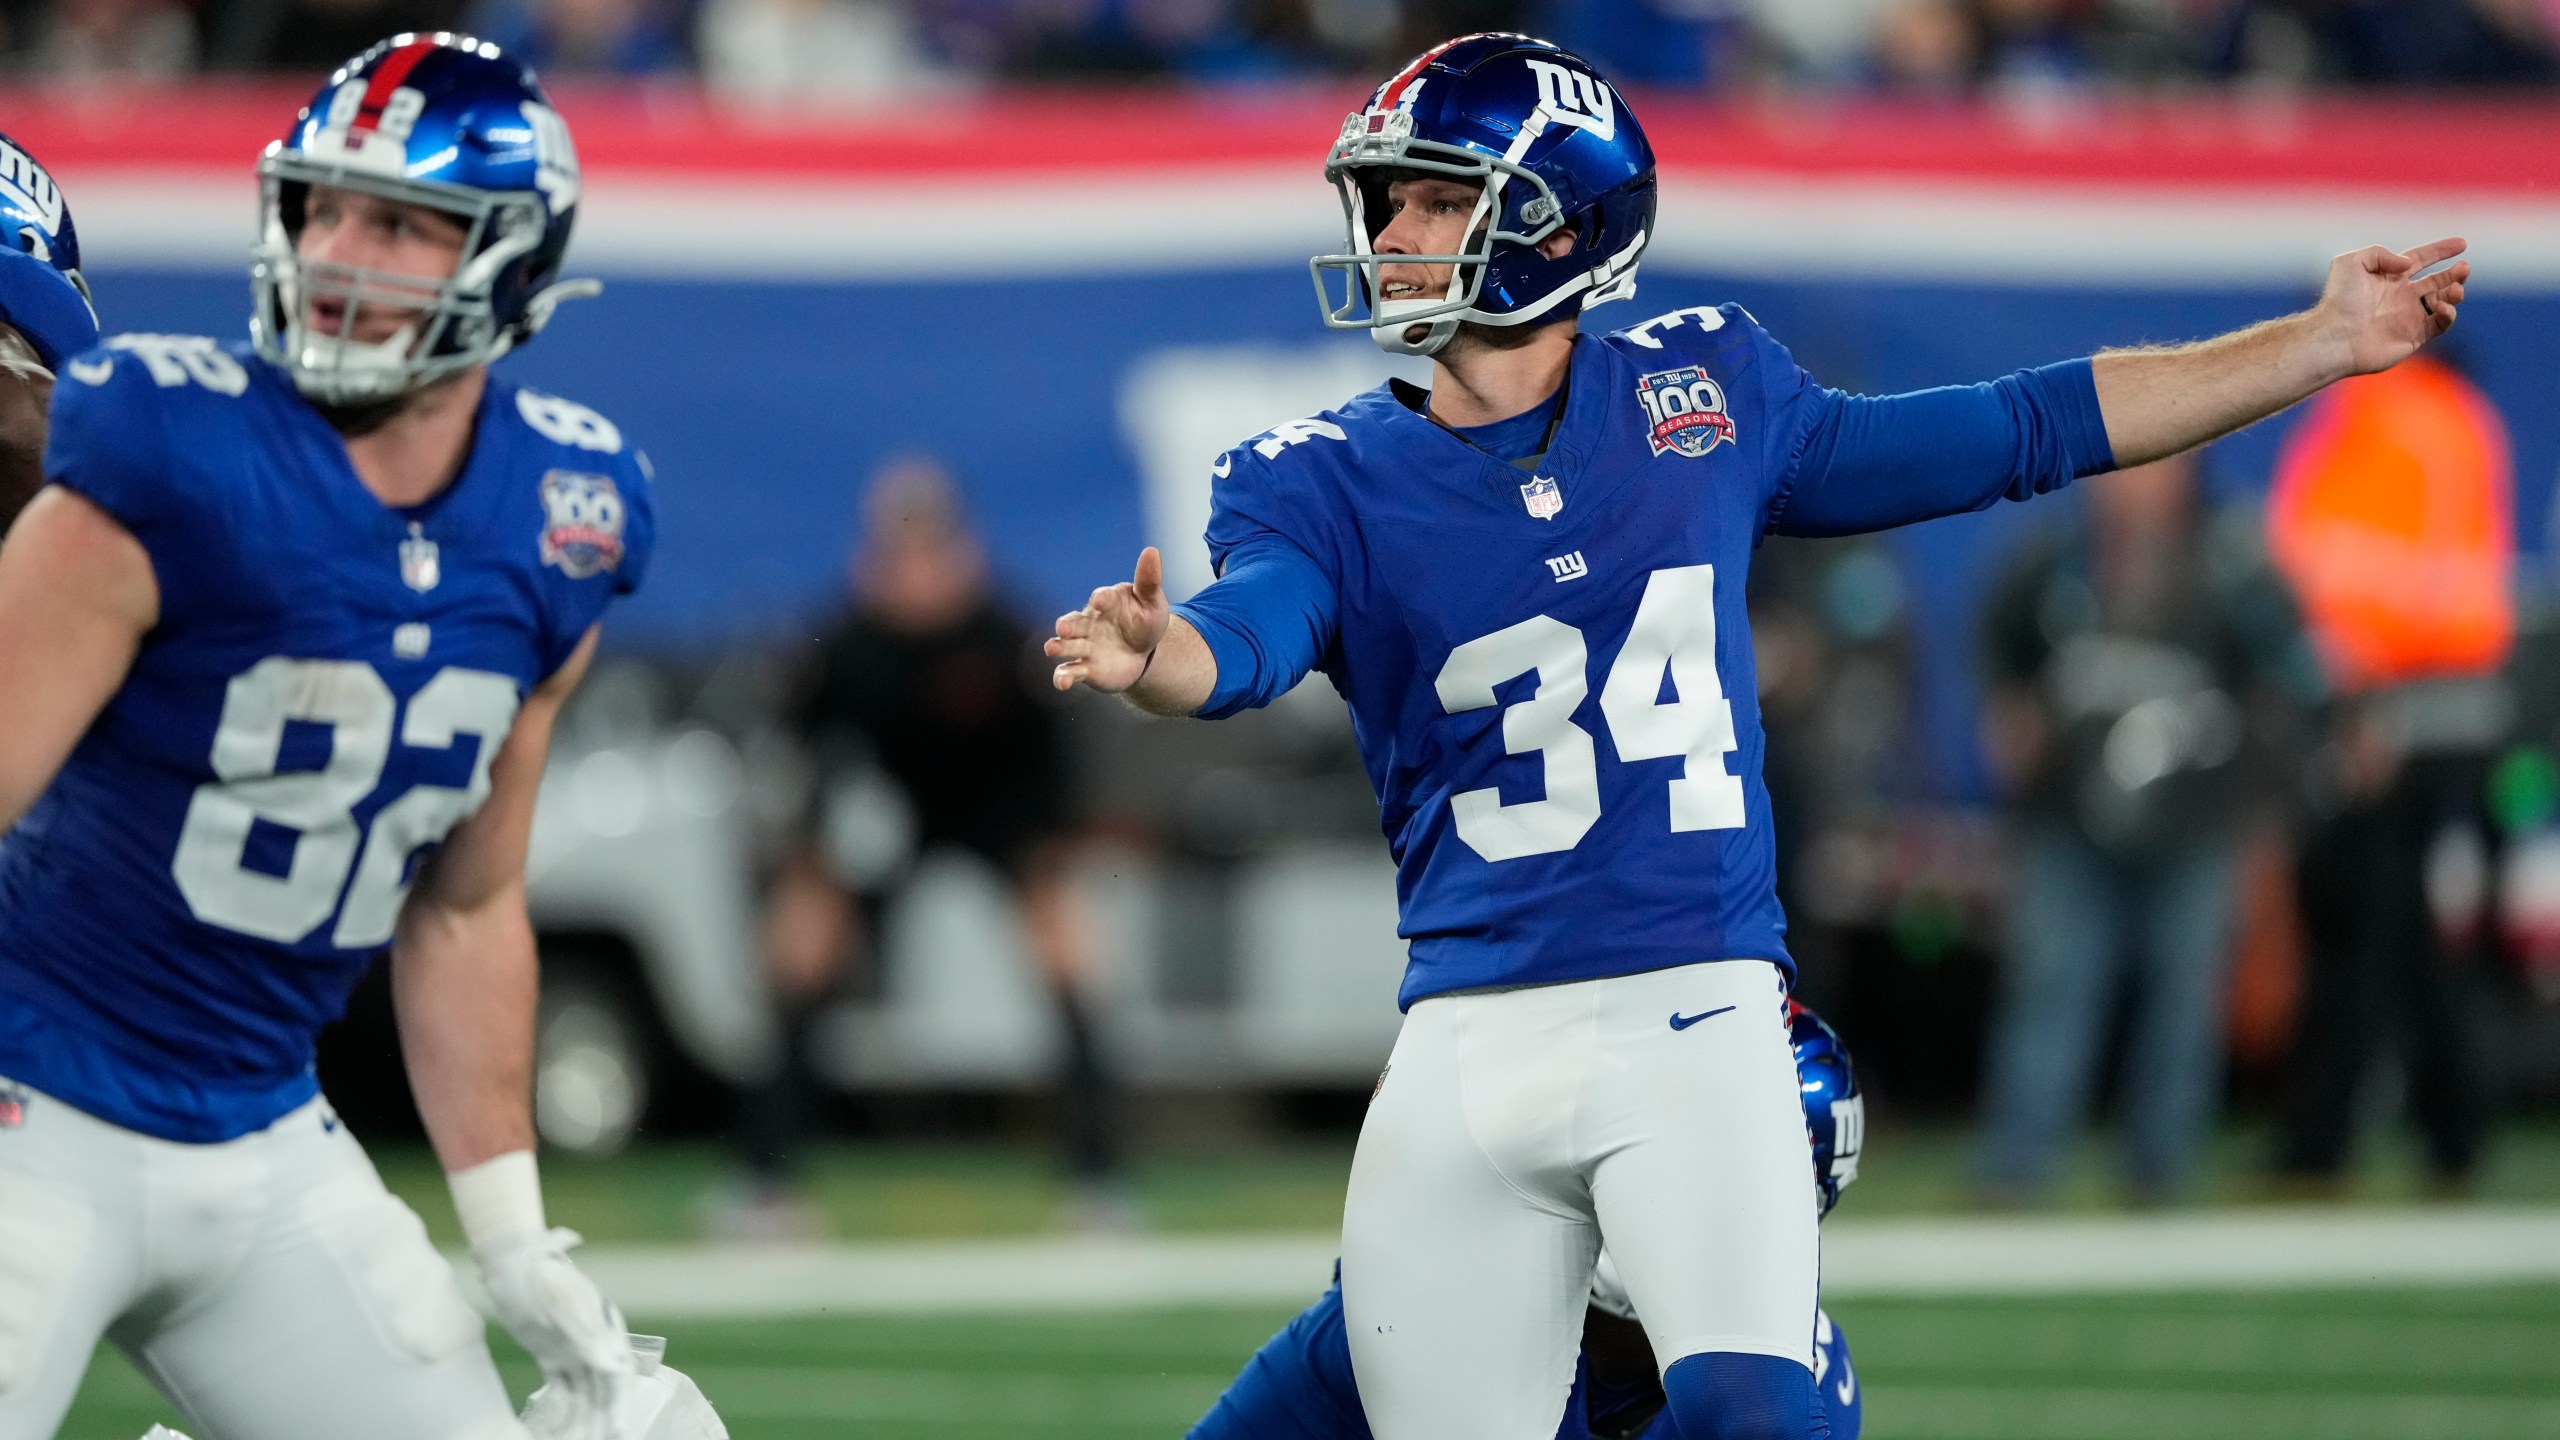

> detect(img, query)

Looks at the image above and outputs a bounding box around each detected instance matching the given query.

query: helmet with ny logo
[0,129,98,369]
[1312,33,1657,357]
[252,33,598,404]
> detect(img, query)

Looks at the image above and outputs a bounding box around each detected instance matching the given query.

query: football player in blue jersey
[0,35,651,1440]
[0,128,100,532]
[1047,32,2465,1440]
[1189,1001,1865,1440]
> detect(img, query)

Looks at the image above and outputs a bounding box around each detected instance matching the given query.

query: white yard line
[538,1207,2560,1320]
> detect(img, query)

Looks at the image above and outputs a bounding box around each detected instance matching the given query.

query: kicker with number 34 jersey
[1200,304,1816,1008]
[0,334,654,1142]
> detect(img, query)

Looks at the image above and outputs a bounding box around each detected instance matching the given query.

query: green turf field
[356,1117,2560,1247]
[56,1284,2560,1439]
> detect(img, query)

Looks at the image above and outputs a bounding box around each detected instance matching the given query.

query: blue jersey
[0,335,654,1143]
[1184,1280,1860,1440]
[1176,305,2109,1006]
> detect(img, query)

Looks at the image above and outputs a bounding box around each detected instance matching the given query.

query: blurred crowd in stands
[8,0,2555,94]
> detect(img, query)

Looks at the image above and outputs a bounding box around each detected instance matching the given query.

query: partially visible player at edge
[1189,1001,1867,1440]
[1048,32,2465,1440]
[0,34,651,1440]
[0,128,101,532]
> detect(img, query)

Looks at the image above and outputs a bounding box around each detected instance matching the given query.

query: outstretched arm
[1050,541,1339,720]
[1047,546,1218,716]
[1766,237,2468,538]
[2093,237,2467,468]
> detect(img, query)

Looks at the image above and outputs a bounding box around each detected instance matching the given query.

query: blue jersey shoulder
[1598,301,1807,404]
[1202,391,1396,577]
[46,334,264,535]
[492,377,660,597]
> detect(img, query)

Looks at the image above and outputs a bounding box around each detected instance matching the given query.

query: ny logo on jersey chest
[1544,551,1588,583]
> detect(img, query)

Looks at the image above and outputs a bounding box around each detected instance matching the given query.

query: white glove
[525,1335,729,1440]
[477,1226,636,1440]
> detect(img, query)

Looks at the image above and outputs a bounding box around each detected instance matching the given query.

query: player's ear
[1537,224,1580,262]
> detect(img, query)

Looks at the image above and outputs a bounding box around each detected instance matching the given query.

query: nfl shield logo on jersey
[1520,474,1565,521]
[1635,366,1737,459]
[399,522,440,593]
[538,470,627,579]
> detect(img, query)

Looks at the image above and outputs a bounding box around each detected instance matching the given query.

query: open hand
[2318,237,2468,378]
[1047,547,1170,694]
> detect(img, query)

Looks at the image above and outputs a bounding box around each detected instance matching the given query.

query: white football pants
[0,1077,524,1440]
[1341,960,1819,1440]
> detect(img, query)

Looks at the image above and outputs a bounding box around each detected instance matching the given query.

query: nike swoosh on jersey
[1667,1005,1736,1031]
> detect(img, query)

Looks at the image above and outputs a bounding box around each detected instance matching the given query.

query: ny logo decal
[1524,59,1616,142]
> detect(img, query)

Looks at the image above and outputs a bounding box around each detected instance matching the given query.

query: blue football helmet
[1311,33,1656,357]
[0,130,98,369]
[1791,1000,1864,1217]
[252,33,597,404]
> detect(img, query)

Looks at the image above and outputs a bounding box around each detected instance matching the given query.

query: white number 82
[171,658,521,947]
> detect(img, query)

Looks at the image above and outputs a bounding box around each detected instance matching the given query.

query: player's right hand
[1047,546,1170,694]
[476,1227,636,1440]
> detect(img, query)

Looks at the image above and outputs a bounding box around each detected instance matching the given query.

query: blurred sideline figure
[1972,452,2323,1205]
[1186,1001,1866,1440]
[1047,28,2463,1440]
[0,36,650,1439]
[2263,353,2514,1194]
[735,456,1128,1234]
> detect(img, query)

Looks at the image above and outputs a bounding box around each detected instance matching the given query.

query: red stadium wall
[8,85,2555,285]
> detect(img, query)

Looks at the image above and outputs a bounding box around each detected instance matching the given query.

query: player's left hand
[1046,546,1171,694]
[2315,236,2468,377]
[477,1227,636,1440]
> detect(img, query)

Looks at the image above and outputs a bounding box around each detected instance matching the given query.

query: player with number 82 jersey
[0,336,651,1139]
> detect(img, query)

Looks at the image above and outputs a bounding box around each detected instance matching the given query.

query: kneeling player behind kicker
[1188,1002,1865,1440]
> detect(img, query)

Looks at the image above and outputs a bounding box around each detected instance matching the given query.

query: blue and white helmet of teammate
[1311,32,1656,357]
[251,32,595,404]
[0,128,99,369]
[1790,1000,1864,1217]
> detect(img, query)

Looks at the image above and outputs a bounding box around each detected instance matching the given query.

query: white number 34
[1434,564,1745,862]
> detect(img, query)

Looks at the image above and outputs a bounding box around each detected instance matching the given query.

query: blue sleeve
[1171,537,1338,721]
[536,428,656,679]
[612,448,658,597]
[1764,358,2114,538]
[43,347,181,566]
[1186,1282,1374,1440]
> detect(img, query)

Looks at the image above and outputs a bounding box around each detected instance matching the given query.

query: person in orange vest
[2265,352,2513,1195]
